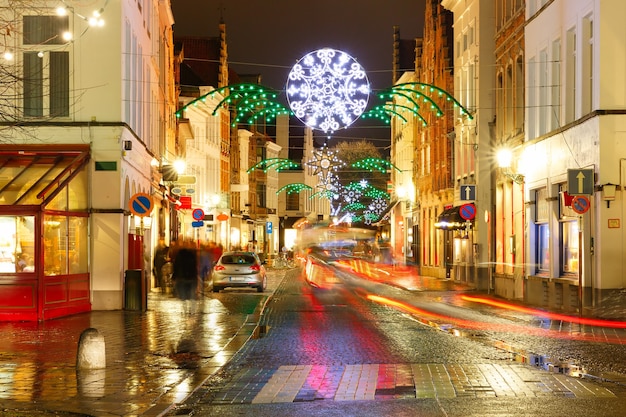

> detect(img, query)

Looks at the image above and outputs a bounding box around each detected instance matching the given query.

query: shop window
[534,188,550,274]
[537,223,549,273]
[44,215,88,275]
[561,220,578,275]
[0,216,35,273]
[47,169,88,211]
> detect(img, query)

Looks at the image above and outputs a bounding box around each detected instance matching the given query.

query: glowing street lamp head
[286,48,370,134]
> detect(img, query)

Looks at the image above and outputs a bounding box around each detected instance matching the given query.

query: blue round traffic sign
[192,208,205,220]
[459,203,476,220]
[571,195,590,214]
[129,193,153,217]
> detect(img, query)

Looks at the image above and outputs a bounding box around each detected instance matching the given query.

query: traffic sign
[192,208,205,221]
[460,184,476,201]
[571,195,591,214]
[266,221,273,234]
[459,203,476,220]
[129,193,153,217]
[567,169,594,195]
[191,220,204,228]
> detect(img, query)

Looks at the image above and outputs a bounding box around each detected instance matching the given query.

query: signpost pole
[578,215,583,317]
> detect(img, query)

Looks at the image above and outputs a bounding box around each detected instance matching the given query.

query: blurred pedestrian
[153,236,169,290]
[171,241,198,313]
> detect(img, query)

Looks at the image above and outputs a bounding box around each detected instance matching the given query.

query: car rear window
[221,254,256,265]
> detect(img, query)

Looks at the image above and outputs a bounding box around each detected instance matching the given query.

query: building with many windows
[435,0,626,313]
[0,0,177,320]
[440,0,495,287]
[519,0,626,312]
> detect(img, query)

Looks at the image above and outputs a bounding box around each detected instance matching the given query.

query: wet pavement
[0,270,285,417]
[1,264,626,416]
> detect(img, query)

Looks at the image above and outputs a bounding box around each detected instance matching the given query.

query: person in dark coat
[153,237,169,290]
[171,241,199,308]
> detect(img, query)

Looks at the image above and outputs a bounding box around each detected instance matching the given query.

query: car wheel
[257,277,266,293]
[212,286,221,293]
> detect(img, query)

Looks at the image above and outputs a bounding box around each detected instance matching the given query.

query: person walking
[153,236,169,291]
[171,240,199,313]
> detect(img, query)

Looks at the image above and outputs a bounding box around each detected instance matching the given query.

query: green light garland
[247,158,300,173]
[351,157,402,173]
[392,82,473,119]
[276,183,313,195]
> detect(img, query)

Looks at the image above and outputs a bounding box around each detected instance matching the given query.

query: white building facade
[521,0,626,312]
[0,0,177,320]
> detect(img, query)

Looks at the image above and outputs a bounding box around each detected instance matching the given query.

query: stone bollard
[76,328,106,370]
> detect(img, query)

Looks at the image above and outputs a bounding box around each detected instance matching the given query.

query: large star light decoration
[305,145,344,181]
[286,48,370,134]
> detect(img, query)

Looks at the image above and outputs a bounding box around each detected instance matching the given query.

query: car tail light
[214,265,225,271]
[249,265,261,271]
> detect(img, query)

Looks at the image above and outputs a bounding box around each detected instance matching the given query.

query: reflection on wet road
[0,290,269,416]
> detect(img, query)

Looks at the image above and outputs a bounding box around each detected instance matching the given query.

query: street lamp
[496,148,524,184]
[173,159,186,175]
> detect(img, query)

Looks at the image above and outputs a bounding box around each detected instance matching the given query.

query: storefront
[435,205,475,282]
[0,145,90,321]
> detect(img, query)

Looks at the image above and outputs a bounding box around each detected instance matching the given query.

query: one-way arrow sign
[460,184,476,201]
[567,169,594,195]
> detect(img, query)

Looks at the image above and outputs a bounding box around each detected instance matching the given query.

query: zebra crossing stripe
[215,363,616,404]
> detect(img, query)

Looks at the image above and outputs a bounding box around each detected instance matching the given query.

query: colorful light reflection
[460,295,626,329]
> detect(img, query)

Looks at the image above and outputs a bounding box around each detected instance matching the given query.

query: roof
[0,145,90,207]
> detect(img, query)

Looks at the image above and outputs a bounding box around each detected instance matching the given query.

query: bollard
[76,328,106,370]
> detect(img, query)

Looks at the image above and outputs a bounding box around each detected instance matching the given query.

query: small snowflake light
[286,48,370,133]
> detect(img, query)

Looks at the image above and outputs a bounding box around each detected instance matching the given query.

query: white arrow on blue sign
[461,184,476,201]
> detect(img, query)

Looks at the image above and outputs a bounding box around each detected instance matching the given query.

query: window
[539,49,548,135]
[561,220,578,274]
[527,57,536,138]
[286,192,299,211]
[256,145,266,163]
[515,56,524,134]
[550,39,561,130]
[535,188,549,273]
[22,16,70,118]
[0,216,35,273]
[565,28,576,124]
[256,183,266,208]
[44,215,88,275]
[537,223,550,272]
[581,15,593,115]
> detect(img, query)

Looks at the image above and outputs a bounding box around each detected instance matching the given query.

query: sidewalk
[0,283,272,416]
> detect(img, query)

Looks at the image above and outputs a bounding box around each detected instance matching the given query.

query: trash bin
[124,269,144,311]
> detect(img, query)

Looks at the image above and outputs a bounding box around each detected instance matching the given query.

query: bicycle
[274,252,296,269]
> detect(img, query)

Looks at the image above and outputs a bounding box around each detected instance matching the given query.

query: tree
[329,140,390,225]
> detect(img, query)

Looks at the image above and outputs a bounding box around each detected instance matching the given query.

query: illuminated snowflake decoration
[286,48,370,133]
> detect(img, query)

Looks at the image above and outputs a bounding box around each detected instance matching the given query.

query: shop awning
[0,145,90,206]
[435,205,474,230]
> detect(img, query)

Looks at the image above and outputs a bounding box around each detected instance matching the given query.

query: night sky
[170,0,426,144]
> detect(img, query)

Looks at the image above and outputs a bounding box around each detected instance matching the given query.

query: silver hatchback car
[211,251,267,293]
